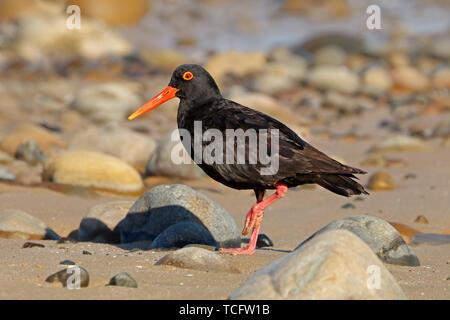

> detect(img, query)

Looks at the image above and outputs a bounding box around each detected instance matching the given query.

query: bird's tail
[314,174,369,197]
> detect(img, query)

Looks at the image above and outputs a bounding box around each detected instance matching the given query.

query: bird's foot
[219,245,256,255]
[242,203,263,236]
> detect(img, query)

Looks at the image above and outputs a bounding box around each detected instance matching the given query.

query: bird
[128,64,368,255]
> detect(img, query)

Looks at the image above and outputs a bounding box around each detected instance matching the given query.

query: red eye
[182,71,194,80]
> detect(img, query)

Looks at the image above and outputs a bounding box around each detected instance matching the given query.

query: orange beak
[128,86,179,120]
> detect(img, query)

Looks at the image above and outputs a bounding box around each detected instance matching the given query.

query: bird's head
[128,64,221,120]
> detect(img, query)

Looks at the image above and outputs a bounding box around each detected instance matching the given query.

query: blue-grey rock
[150,221,217,249]
[295,215,419,266]
[410,233,450,246]
[119,184,241,249]
[108,272,137,288]
[229,230,406,300]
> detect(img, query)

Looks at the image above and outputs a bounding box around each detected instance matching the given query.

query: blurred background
[0,0,448,193]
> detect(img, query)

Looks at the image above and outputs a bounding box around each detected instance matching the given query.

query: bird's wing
[201,99,365,179]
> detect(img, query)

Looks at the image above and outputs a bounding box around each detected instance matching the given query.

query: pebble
[119,184,241,249]
[362,67,392,93]
[0,209,59,240]
[145,130,206,180]
[0,166,15,181]
[370,136,432,153]
[59,260,76,265]
[14,140,47,165]
[78,200,134,243]
[256,234,273,248]
[45,266,89,288]
[108,272,138,288]
[229,230,406,299]
[205,51,266,83]
[71,83,141,124]
[414,215,429,224]
[22,241,45,248]
[341,203,356,209]
[314,45,347,66]
[308,66,360,94]
[367,171,395,191]
[296,215,420,266]
[82,250,92,255]
[0,124,66,155]
[155,247,240,273]
[410,234,450,246]
[392,66,429,92]
[69,125,156,172]
[44,150,144,193]
[57,237,77,244]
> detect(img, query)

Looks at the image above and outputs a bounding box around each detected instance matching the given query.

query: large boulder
[118,184,241,249]
[295,215,419,266]
[229,230,407,300]
[0,209,59,240]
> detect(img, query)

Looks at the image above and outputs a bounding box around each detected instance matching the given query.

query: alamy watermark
[66,265,81,290]
[170,121,280,175]
[66,5,81,30]
[366,265,381,290]
[366,5,381,30]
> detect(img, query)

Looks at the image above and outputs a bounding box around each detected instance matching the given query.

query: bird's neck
[177,97,222,130]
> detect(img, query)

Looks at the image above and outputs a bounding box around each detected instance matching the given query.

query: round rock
[0,209,59,240]
[155,247,239,273]
[230,230,407,300]
[108,272,138,288]
[295,215,420,266]
[118,184,241,249]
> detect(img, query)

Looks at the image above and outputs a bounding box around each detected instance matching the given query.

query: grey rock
[295,215,419,266]
[108,272,138,288]
[119,184,241,249]
[150,221,217,249]
[155,247,240,273]
[0,166,15,181]
[59,260,76,265]
[14,140,47,165]
[0,209,59,240]
[229,230,407,300]
[45,266,89,288]
[145,130,206,179]
[410,233,450,246]
[78,200,134,243]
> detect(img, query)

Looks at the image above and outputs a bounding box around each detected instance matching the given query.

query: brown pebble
[22,242,45,248]
[414,215,429,224]
[367,171,395,191]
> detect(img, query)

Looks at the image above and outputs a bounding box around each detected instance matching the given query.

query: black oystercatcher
[128,64,368,255]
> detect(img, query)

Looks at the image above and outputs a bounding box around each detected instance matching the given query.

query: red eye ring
[182,71,194,80]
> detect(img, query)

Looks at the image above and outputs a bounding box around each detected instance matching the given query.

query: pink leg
[220,183,288,255]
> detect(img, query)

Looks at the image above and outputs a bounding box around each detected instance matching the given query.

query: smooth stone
[0,209,59,240]
[69,126,156,172]
[22,241,45,248]
[229,230,406,300]
[314,45,347,66]
[392,66,429,92]
[155,247,240,273]
[370,136,432,153]
[78,200,134,243]
[14,140,47,165]
[45,266,89,288]
[71,83,141,124]
[341,203,356,209]
[256,234,273,248]
[119,184,241,249]
[362,67,392,92]
[410,234,450,246]
[0,124,66,155]
[59,260,76,265]
[205,51,266,83]
[145,130,206,180]
[308,66,359,94]
[108,272,138,288]
[0,166,15,181]
[296,215,419,266]
[414,215,429,224]
[44,150,144,193]
[150,221,217,249]
[367,171,395,191]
